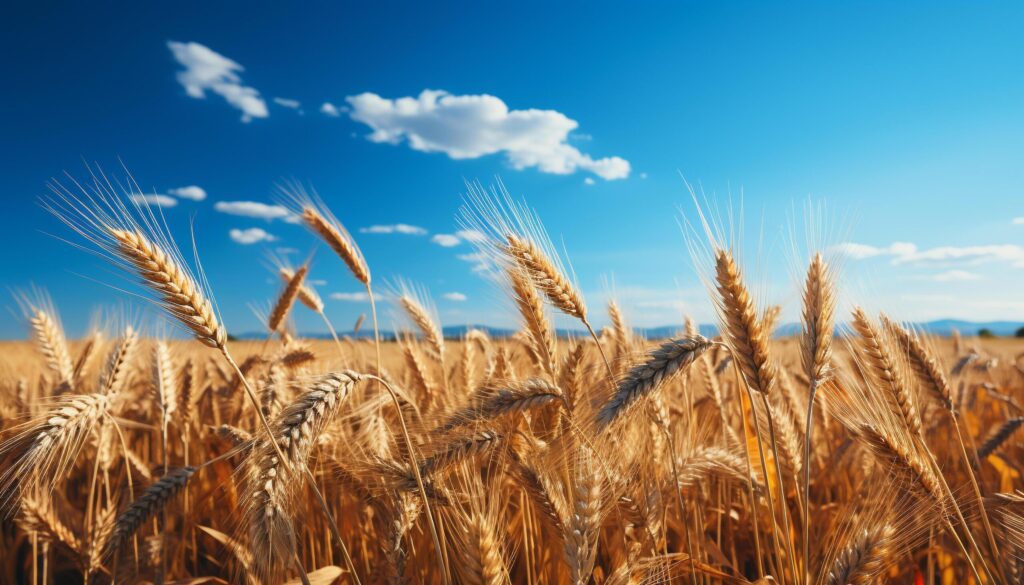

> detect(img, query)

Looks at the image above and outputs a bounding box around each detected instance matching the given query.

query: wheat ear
[504,233,615,383]
[596,335,712,429]
[399,293,445,361]
[881,316,952,411]
[0,393,110,511]
[505,234,586,320]
[826,524,895,585]
[856,424,943,503]
[563,448,603,585]
[29,309,75,388]
[883,315,1005,570]
[714,249,776,395]
[268,264,308,334]
[978,417,1024,459]
[435,379,565,435]
[279,267,324,313]
[18,491,82,555]
[851,307,922,437]
[109,228,226,348]
[509,267,557,381]
[245,371,360,583]
[301,207,370,286]
[105,466,196,560]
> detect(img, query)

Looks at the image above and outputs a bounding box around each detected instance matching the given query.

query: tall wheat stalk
[800,253,836,583]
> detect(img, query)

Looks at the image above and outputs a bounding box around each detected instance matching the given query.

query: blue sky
[3,2,1024,338]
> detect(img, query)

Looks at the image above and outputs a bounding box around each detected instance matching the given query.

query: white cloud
[229,227,276,244]
[836,241,1024,268]
[321,102,342,117]
[1013,217,1024,225]
[167,185,207,201]
[431,229,485,248]
[583,177,595,186]
[309,279,327,286]
[455,229,486,243]
[639,172,648,179]
[457,252,492,273]
[345,89,630,180]
[330,292,371,302]
[442,292,467,302]
[273,97,301,109]
[894,244,1024,267]
[833,241,917,260]
[130,194,178,208]
[167,41,268,122]
[359,224,427,235]
[432,234,461,247]
[214,201,293,221]
[931,270,981,282]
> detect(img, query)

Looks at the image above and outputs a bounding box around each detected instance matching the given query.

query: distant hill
[235,319,1023,341]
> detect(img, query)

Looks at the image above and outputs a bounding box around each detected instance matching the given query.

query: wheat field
[1,179,1023,584]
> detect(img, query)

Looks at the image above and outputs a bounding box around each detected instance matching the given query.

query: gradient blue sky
[3,2,1023,338]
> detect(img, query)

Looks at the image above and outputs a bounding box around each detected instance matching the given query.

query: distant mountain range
[233,319,1024,340]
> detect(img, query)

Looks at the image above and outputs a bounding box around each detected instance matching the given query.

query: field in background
[1,324,1023,584]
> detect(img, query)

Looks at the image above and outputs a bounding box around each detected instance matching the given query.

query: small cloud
[229,227,276,244]
[442,292,467,302]
[167,41,268,122]
[894,244,1024,267]
[130,193,178,207]
[639,172,648,179]
[432,234,461,247]
[320,102,342,117]
[456,229,486,243]
[214,200,293,221]
[430,229,486,248]
[167,185,207,201]
[309,279,327,286]
[345,89,630,180]
[835,241,1024,269]
[583,177,595,186]
[273,97,301,109]
[931,270,981,282]
[330,291,371,302]
[457,252,492,273]
[359,224,427,235]
[832,241,917,260]
[275,246,299,255]
[1013,217,1024,225]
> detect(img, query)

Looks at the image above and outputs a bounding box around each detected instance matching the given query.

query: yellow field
[1,328,1022,584]
[3,186,1024,584]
